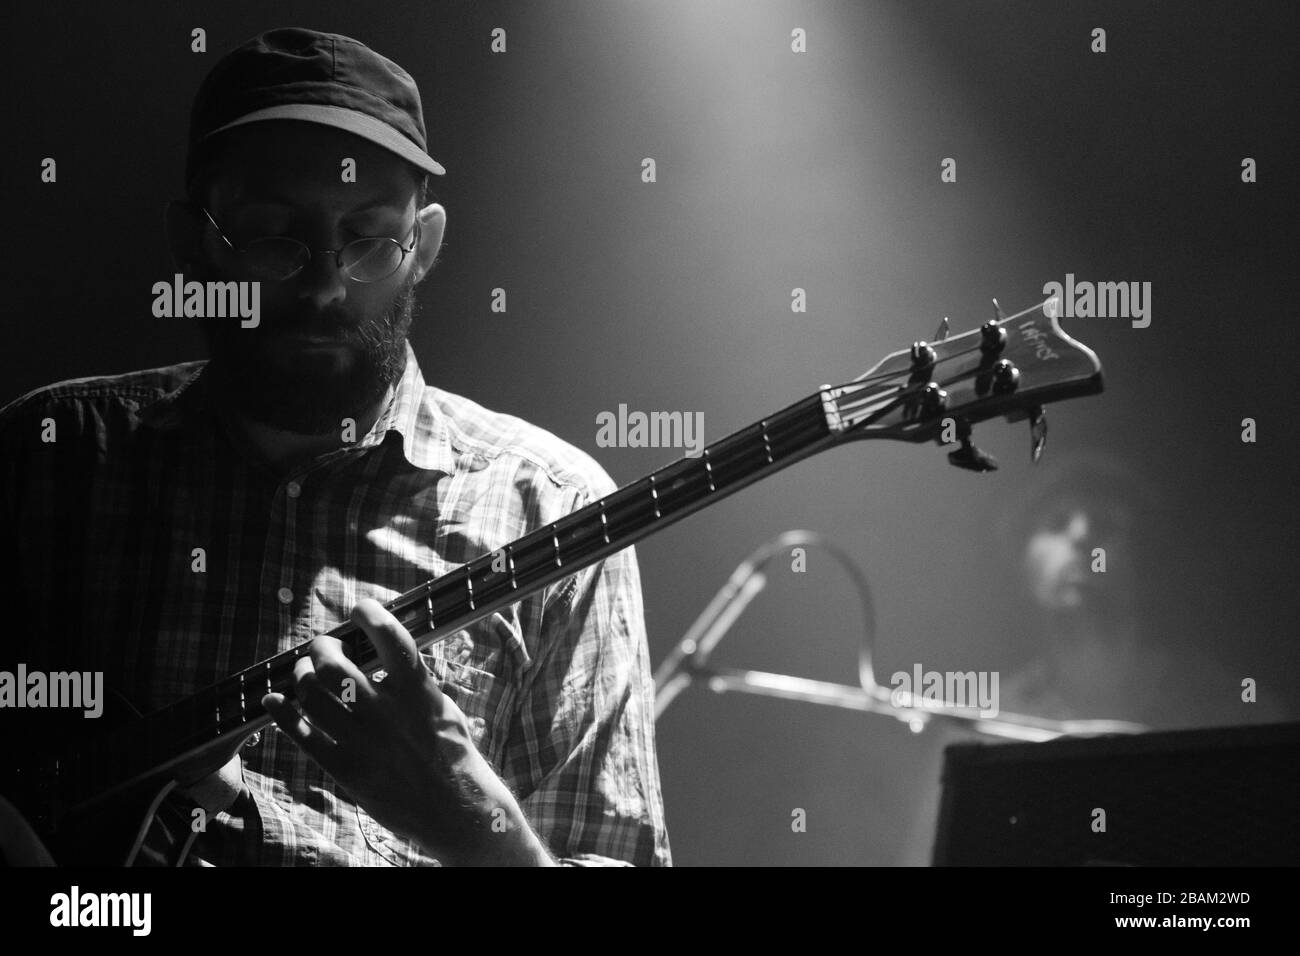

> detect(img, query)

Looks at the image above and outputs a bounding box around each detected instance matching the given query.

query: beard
[199,273,418,435]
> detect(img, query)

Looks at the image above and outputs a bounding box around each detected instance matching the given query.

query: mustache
[260,279,416,342]
[266,309,360,334]
[255,308,398,347]
[200,272,418,360]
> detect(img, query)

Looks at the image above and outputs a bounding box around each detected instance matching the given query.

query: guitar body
[32,783,195,867]
[1,688,202,866]
[0,795,55,865]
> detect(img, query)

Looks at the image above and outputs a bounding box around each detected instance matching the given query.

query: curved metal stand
[652,530,1148,742]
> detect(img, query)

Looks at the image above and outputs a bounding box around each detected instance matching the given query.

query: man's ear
[410,203,446,285]
[164,201,205,273]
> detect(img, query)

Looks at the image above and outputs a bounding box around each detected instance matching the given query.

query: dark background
[7,0,1298,864]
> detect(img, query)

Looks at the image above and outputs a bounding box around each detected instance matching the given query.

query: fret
[648,474,661,518]
[465,565,476,610]
[599,501,610,544]
[239,672,246,722]
[429,579,464,623]
[265,662,273,698]
[708,436,773,487]
[760,420,774,464]
[552,528,562,568]
[507,544,518,588]
[703,448,716,491]
[216,681,247,735]
[602,487,657,538]
[426,590,436,629]
[214,694,221,736]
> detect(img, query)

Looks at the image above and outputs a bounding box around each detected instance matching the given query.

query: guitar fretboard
[59,390,847,808]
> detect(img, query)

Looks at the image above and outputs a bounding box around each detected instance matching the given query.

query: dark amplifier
[932,721,1300,866]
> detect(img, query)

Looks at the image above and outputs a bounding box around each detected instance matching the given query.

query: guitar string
[835,362,1017,423]
[835,302,1059,419]
[840,299,1051,393]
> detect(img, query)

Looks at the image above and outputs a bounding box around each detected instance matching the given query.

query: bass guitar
[3,297,1100,865]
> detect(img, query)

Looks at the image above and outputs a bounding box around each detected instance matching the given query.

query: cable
[123,778,179,867]
[174,826,201,867]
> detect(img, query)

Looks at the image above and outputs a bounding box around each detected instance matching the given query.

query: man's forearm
[423,777,558,866]
[456,804,558,866]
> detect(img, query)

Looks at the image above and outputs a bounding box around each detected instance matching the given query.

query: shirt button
[285,481,302,499]
[277,587,294,605]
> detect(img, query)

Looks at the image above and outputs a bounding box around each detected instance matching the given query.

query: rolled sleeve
[505,497,672,866]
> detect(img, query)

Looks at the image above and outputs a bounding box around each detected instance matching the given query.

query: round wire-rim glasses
[188,202,420,283]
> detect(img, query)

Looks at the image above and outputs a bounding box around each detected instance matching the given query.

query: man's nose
[293,248,349,310]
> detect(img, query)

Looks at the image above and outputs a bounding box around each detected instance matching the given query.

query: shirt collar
[139,340,456,474]
[374,340,457,473]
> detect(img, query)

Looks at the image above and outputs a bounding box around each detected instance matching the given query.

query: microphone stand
[652,531,1147,742]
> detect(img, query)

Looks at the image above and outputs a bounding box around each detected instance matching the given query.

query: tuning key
[992,298,1007,322]
[1029,406,1047,462]
[933,316,950,343]
[992,358,1020,394]
[980,321,1007,353]
[920,382,948,415]
[948,439,999,473]
[946,418,999,473]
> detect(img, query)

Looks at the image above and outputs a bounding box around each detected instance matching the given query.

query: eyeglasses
[190,203,420,283]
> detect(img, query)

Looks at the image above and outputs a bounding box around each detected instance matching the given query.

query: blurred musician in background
[898,451,1286,864]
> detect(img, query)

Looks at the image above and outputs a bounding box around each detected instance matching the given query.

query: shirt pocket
[354,807,441,867]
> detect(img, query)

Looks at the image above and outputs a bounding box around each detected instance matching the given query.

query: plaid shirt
[0,341,671,866]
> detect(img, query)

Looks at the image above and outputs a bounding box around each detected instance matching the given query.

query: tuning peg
[980,321,1007,353]
[920,382,948,416]
[1029,406,1047,462]
[933,316,950,342]
[992,358,1020,394]
[946,419,999,472]
[992,298,1006,322]
[948,439,999,473]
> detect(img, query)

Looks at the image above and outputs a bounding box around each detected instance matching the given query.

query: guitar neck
[66,387,855,807]
[50,296,1108,817]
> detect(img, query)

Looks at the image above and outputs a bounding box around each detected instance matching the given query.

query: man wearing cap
[0,28,670,866]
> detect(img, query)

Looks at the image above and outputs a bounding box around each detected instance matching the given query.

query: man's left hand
[262,598,555,866]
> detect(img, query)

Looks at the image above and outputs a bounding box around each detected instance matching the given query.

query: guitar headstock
[824,298,1102,470]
